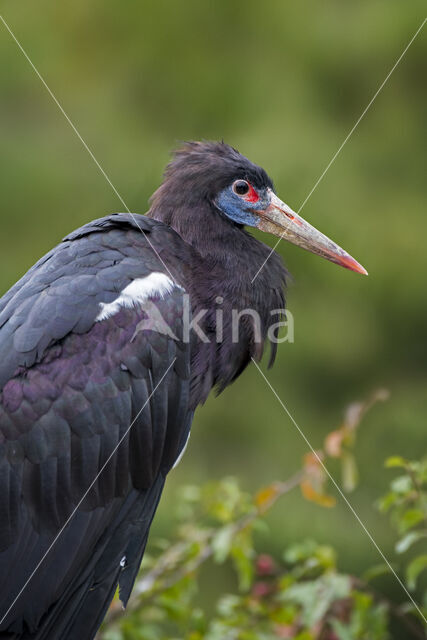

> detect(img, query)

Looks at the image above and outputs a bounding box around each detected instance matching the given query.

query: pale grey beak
[256,190,368,275]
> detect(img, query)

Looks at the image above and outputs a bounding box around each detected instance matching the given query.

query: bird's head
[150,141,367,275]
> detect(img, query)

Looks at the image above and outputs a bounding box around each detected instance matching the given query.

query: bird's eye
[232,180,250,196]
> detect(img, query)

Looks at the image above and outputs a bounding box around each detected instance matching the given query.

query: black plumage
[0,141,364,639]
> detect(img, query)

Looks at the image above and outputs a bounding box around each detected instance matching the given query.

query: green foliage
[100,407,427,639]
[99,472,406,639]
[378,456,427,605]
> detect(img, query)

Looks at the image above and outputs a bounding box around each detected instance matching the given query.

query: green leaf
[385,456,408,468]
[362,563,393,582]
[231,542,254,591]
[395,531,427,554]
[390,475,412,494]
[212,524,234,563]
[399,509,425,533]
[377,491,398,513]
[347,592,389,639]
[314,544,337,571]
[216,594,241,617]
[329,620,353,640]
[341,452,358,492]
[283,539,318,564]
[283,574,351,628]
[406,554,427,590]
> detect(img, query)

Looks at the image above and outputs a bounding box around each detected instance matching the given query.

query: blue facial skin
[215,185,270,228]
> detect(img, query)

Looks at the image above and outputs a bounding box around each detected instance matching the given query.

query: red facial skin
[244,183,260,203]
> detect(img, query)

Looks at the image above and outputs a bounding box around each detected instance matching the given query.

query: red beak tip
[343,258,369,276]
[341,256,368,276]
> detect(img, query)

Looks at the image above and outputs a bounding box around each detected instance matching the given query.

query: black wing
[0,214,193,639]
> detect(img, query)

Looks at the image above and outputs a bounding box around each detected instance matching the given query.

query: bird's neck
[148,199,287,405]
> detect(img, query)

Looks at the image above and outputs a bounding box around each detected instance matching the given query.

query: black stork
[0,141,366,639]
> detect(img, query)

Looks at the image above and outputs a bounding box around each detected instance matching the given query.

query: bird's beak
[256,190,368,275]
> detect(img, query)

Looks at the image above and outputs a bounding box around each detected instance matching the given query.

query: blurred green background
[0,0,426,616]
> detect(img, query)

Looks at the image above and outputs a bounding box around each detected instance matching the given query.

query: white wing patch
[96,272,176,322]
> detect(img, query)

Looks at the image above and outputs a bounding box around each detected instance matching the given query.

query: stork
[0,142,366,639]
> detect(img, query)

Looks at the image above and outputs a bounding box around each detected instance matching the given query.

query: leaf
[300,481,336,508]
[346,592,389,639]
[284,574,351,628]
[231,543,254,591]
[390,475,412,494]
[329,620,353,640]
[301,452,336,507]
[314,545,337,571]
[406,554,427,590]
[283,540,318,564]
[324,429,345,458]
[377,491,398,513]
[212,525,234,564]
[385,456,408,468]
[255,483,281,513]
[362,563,393,582]
[395,531,427,554]
[399,508,425,533]
[216,593,241,617]
[231,529,255,591]
[341,452,359,492]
